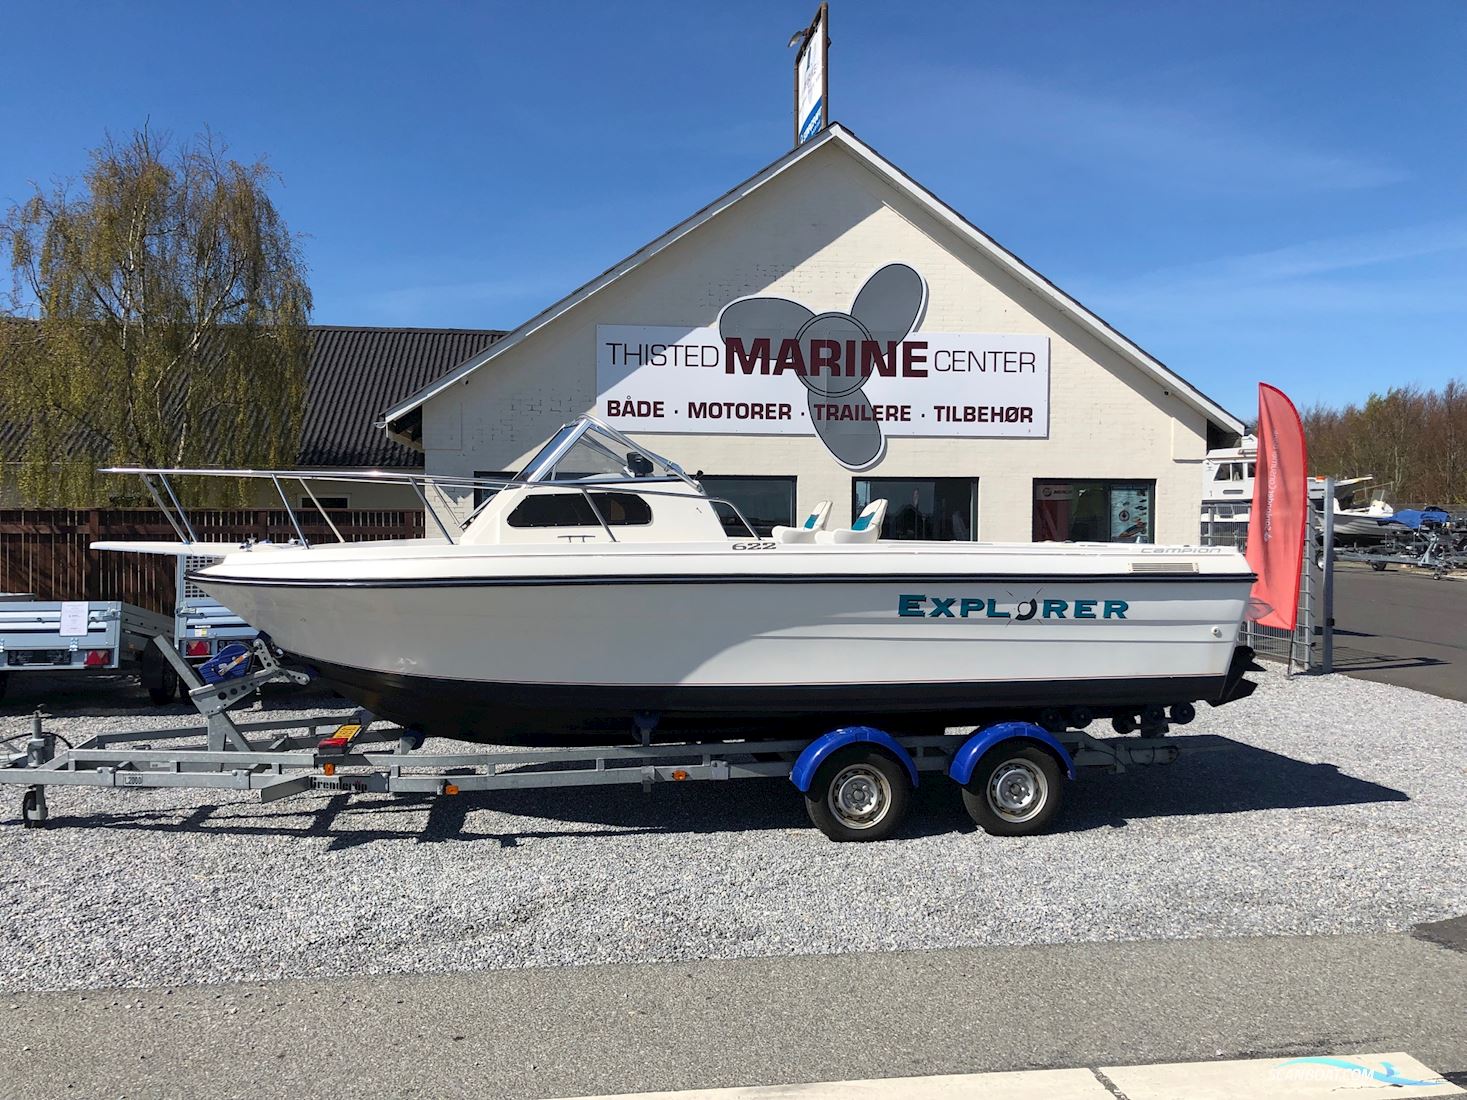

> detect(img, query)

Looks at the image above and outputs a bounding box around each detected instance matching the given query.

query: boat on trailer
[96,416,1258,747]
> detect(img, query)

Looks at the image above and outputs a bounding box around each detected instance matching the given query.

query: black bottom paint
[305,656,1256,746]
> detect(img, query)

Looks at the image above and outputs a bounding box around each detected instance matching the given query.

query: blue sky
[2,0,1462,416]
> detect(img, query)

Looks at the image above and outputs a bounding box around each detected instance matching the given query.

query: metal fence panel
[1202,505,1326,674]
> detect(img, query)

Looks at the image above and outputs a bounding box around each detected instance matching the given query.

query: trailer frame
[3,637,1189,839]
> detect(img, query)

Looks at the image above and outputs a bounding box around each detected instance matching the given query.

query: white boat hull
[196,545,1256,742]
[1330,513,1394,541]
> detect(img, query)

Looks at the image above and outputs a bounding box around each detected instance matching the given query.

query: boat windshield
[516,417,696,486]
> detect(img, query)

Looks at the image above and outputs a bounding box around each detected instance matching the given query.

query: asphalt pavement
[3,931,1465,1099]
[1329,564,1467,701]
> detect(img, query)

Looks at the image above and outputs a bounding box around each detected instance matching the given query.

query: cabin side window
[506,491,652,528]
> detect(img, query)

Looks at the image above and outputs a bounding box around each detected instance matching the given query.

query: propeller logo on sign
[717,263,928,470]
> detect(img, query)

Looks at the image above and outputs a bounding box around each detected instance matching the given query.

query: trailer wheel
[804,746,911,842]
[140,646,179,706]
[21,788,46,830]
[147,677,178,706]
[0,671,8,704]
[961,745,1063,837]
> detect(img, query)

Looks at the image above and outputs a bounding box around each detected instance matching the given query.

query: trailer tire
[140,646,179,706]
[21,788,44,829]
[961,745,1063,837]
[0,671,8,704]
[804,745,911,842]
[147,677,178,706]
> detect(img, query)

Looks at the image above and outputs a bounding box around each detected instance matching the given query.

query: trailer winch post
[149,635,312,759]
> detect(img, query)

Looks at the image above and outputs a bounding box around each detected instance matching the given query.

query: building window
[473,471,513,510]
[1033,480,1155,543]
[699,476,796,537]
[507,491,652,528]
[300,495,349,510]
[853,478,978,541]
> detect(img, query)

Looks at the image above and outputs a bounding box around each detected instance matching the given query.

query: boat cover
[1379,508,1450,529]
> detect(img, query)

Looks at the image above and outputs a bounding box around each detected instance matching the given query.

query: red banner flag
[1245,383,1308,630]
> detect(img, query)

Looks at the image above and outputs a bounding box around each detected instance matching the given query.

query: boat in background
[97,417,1260,745]
[1200,437,1257,546]
[1330,496,1396,540]
[1202,436,1395,546]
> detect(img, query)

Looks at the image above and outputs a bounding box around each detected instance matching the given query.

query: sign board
[58,601,89,637]
[1110,486,1151,541]
[595,264,1049,470]
[794,4,827,145]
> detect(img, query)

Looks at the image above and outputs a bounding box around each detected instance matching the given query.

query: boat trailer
[1332,524,1466,577]
[2,637,1194,841]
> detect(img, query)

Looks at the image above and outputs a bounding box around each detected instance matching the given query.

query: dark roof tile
[301,326,504,466]
[1,324,506,469]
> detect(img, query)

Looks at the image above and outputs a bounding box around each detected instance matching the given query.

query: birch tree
[0,127,311,504]
[1303,380,1467,506]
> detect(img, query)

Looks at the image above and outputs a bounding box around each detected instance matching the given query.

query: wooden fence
[0,509,425,613]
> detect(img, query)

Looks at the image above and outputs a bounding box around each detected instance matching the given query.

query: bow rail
[98,466,756,548]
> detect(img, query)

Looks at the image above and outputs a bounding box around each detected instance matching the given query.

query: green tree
[0,127,311,505]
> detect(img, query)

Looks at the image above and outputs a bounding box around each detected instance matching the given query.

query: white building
[381,125,1242,545]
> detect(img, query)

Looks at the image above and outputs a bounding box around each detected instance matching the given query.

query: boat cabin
[458,417,890,547]
[460,417,750,546]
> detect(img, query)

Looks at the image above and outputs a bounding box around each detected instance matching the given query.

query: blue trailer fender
[948,722,1076,785]
[790,726,920,793]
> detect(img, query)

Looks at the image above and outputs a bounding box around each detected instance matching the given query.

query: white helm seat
[772,500,832,544]
[818,499,888,544]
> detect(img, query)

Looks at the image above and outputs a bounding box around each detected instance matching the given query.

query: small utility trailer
[1,637,1195,841]
[0,556,258,706]
[0,600,173,705]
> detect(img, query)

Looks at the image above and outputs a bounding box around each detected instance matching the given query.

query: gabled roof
[1,324,505,470]
[382,123,1244,441]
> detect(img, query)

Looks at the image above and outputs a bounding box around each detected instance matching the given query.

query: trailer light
[322,763,336,777]
[83,649,111,668]
[443,783,460,796]
[671,769,690,781]
[185,640,212,658]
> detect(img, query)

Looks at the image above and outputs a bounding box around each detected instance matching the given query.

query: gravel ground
[0,667,1463,993]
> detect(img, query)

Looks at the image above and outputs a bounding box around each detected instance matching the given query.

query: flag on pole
[1245,383,1308,630]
